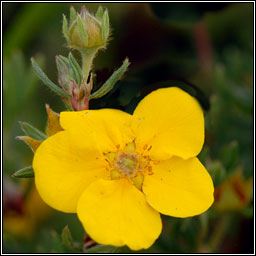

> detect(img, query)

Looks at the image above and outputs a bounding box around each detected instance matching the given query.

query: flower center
[116,153,139,176]
[104,142,156,190]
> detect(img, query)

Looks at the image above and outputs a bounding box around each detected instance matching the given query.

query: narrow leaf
[77,14,88,46]
[56,55,72,91]
[68,52,83,86]
[19,121,47,140]
[90,58,130,100]
[12,166,34,178]
[69,6,77,25]
[95,6,104,20]
[61,225,75,249]
[16,135,42,152]
[31,57,69,98]
[62,14,70,43]
[101,10,109,42]
[58,55,70,66]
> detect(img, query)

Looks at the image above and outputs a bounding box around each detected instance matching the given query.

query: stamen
[147,145,152,151]
[110,169,121,180]
[104,142,155,189]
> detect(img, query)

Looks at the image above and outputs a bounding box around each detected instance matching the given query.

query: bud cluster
[31,5,129,111]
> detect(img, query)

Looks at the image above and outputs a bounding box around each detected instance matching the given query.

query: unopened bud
[56,53,83,94]
[71,81,89,111]
[63,6,110,51]
[56,55,73,93]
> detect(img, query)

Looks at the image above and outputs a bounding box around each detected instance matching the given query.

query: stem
[81,47,98,83]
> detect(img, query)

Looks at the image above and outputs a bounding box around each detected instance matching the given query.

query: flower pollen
[104,142,155,190]
[116,152,139,176]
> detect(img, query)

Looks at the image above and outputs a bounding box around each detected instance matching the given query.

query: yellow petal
[33,131,109,213]
[143,157,214,217]
[60,109,135,152]
[132,87,204,160]
[77,179,162,250]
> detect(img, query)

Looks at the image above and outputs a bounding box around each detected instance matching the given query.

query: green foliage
[69,6,77,25]
[61,225,74,249]
[101,10,110,42]
[12,166,34,178]
[68,52,83,86]
[95,6,104,20]
[62,15,69,44]
[31,58,69,98]
[90,58,130,100]
[19,121,46,141]
[77,14,89,46]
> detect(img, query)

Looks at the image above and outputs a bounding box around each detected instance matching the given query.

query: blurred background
[3,2,254,253]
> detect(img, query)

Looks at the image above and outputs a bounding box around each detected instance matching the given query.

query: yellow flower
[33,87,214,250]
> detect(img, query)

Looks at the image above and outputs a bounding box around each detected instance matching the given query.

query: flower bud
[56,55,73,93]
[56,53,83,94]
[63,6,110,51]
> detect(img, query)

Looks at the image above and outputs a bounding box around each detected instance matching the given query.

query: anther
[105,158,111,164]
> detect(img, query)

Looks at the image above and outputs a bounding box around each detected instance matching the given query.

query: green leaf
[12,166,34,178]
[56,55,72,91]
[19,121,47,140]
[77,14,88,46]
[31,58,69,98]
[90,58,130,100]
[69,6,77,25]
[49,231,65,253]
[62,14,70,44]
[84,245,119,253]
[61,225,75,250]
[95,6,104,20]
[68,52,83,86]
[101,9,109,42]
